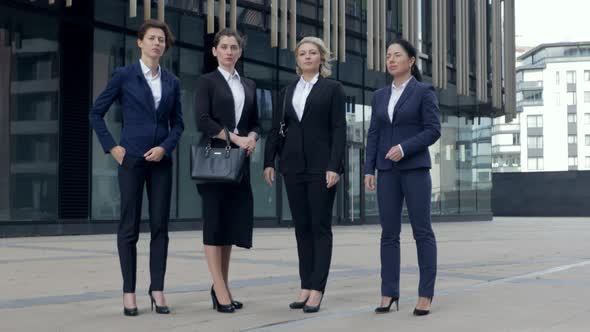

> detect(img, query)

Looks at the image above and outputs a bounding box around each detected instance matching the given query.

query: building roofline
[517,41,590,61]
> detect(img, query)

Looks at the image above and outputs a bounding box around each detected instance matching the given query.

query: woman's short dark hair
[213,28,245,49]
[388,38,423,82]
[138,19,175,52]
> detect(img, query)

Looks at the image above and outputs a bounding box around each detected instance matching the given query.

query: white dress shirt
[292,73,319,121]
[387,76,414,158]
[139,59,162,109]
[217,66,245,134]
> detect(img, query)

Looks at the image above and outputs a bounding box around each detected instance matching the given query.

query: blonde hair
[294,36,333,77]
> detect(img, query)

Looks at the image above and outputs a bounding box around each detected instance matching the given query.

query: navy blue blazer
[364,77,441,174]
[89,61,184,158]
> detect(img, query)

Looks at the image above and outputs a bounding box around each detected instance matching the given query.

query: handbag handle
[279,88,288,138]
[206,127,232,158]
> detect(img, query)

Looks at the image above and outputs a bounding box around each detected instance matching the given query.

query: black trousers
[117,155,172,293]
[284,173,337,292]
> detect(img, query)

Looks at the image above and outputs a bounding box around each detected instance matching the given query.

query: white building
[492,41,590,172]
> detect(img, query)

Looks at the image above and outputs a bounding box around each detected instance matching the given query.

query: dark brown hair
[213,28,244,49]
[388,38,423,82]
[137,19,175,52]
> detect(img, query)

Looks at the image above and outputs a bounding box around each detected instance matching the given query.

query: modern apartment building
[492,41,590,172]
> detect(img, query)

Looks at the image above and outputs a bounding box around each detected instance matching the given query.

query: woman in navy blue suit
[89,20,184,316]
[364,39,441,316]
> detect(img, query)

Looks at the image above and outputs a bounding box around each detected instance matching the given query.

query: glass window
[584,91,590,103]
[568,157,578,166]
[440,113,459,215]
[527,157,543,170]
[568,135,577,144]
[556,71,560,84]
[527,115,542,128]
[527,136,543,149]
[586,156,590,168]
[586,135,590,146]
[566,70,576,84]
[585,113,590,125]
[1,8,59,221]
[177,48,204,219]
[568,92,577,105]
[522,90,543,103]
[568,114,577,123]
[585,70,590,82]
[513,133,520,145]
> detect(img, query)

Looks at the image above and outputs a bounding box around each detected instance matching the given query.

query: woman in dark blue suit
[364,39,441,316]
[89,20,184,316]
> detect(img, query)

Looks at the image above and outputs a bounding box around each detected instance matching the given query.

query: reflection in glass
[1,8,59,221]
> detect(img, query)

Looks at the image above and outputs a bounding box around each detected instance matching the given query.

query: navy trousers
[117,155,172,293]
[377,167,437,298]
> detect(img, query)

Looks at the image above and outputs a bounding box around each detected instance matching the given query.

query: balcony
[492,145,521,154]
[492,123,520,134]
[517,99,544,107]
[517,80,543,91]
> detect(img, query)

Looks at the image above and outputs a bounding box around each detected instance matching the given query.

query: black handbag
[190,127,247,183]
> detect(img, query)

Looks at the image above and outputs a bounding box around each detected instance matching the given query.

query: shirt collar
[139,59,161,79]
[298,73,320,87]
[392,76,413,90]
[217,66,241,82]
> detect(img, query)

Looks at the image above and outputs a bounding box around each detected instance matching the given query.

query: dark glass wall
[0,0,495,230]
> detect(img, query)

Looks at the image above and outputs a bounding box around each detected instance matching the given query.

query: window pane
[1,8,59,221]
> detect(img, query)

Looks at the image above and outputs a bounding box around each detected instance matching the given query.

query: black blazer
[264,76,346,174]
[195,69,261,147]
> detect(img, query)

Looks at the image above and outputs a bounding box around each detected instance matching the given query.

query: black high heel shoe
[211,286,235,313]
[289,296,309,309]
[375,296,399,313]
[413,297,433,316]
[231,300,243,310]
[123,307,138,316]
[302,293,323,313]
[148,290,170,314]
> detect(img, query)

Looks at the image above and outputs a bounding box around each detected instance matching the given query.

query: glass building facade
[0,0,507,236]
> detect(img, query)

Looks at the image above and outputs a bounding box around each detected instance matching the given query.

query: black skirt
[196,175,254,249]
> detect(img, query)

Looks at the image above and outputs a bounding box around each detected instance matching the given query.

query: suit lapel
[391,77,416,123]
[134,62,156,113]
[238,78,253,127]
[284,81,298,122]
[156,70,169,118]
[213,69,237,129]
[381,87,392,123]
[300,76,323,123]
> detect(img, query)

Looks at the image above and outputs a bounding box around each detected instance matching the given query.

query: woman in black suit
[264,36,346,313]
[194,29,260,313]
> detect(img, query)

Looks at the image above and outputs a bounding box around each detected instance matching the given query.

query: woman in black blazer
[194,29,260,313]
[264,36,346,313]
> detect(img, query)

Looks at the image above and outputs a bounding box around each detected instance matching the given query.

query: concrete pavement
[1,217,590,331]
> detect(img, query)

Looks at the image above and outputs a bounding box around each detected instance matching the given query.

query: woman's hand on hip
[144,146,166,162]
[263,167,275,187]
[110,146,126,165]
[326,171,340,189]
[364,175,376,191]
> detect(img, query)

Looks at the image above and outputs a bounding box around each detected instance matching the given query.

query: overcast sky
[516,0,590,47]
